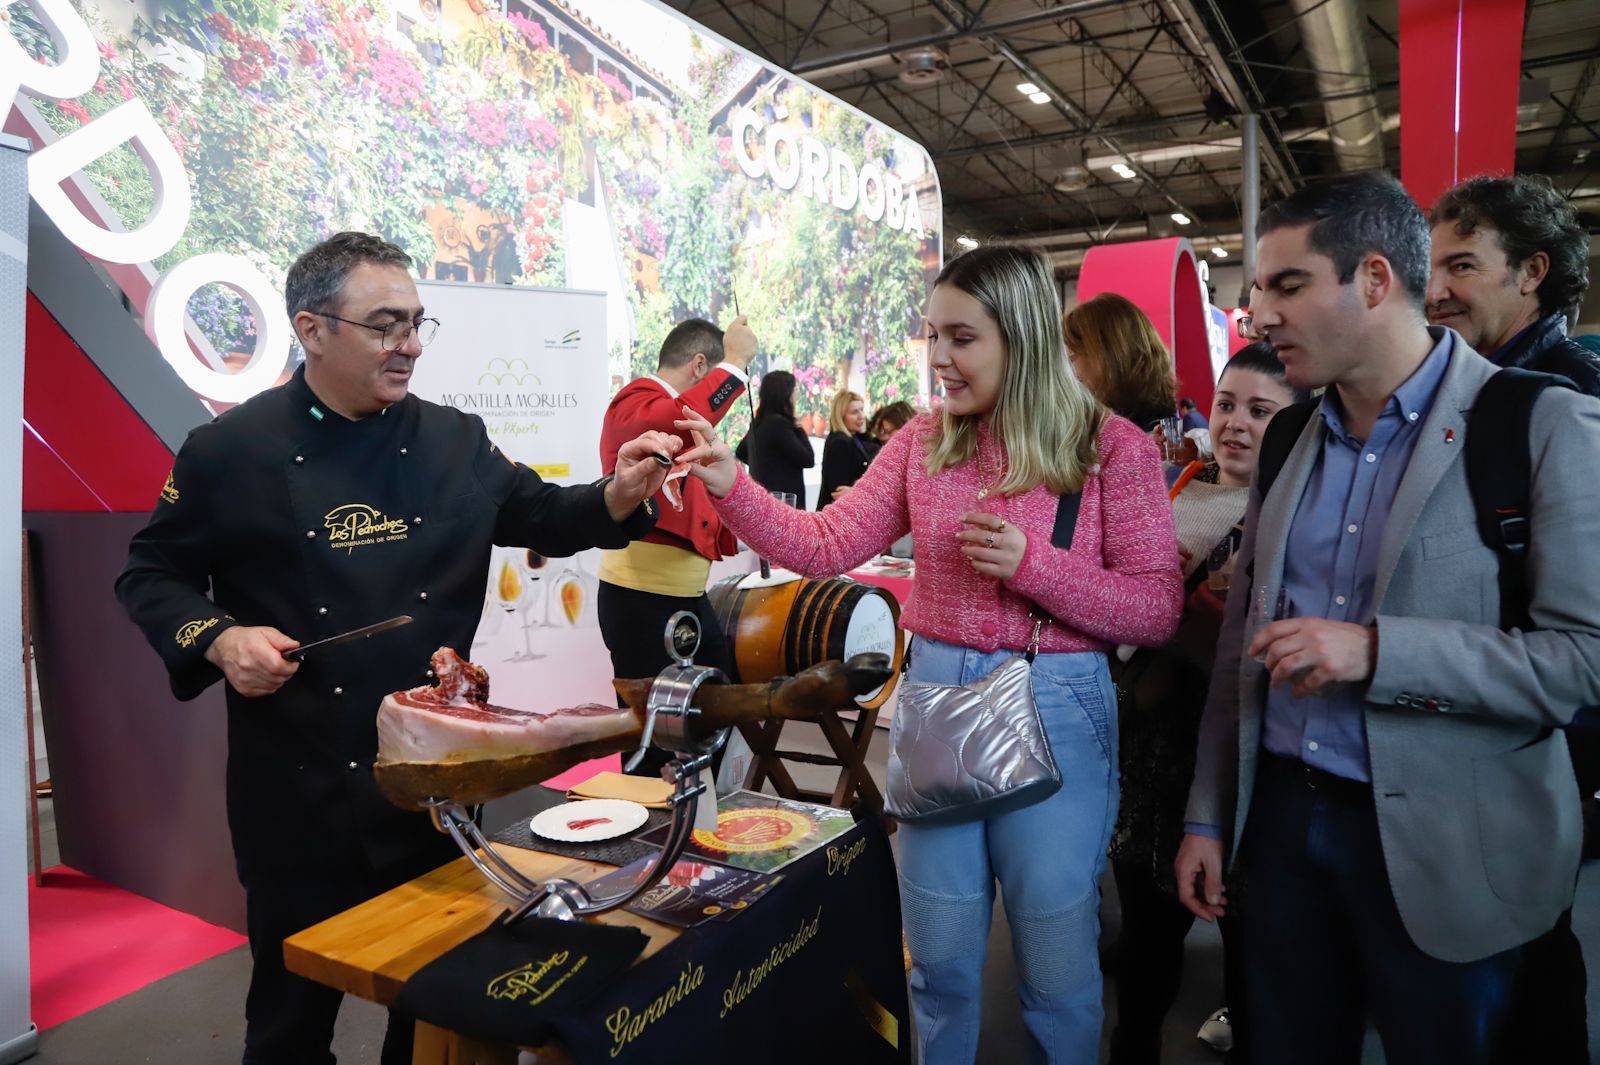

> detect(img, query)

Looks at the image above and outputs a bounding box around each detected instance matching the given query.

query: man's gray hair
[284,231,414,319]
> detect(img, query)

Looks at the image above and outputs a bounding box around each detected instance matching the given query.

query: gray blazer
[1186,336,1600,963]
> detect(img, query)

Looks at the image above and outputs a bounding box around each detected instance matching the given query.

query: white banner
[412,281,616,712]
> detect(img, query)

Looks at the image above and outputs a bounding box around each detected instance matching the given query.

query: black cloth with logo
[394,915,649,1048]
[555,815,909,1065]
[115,364,656,879]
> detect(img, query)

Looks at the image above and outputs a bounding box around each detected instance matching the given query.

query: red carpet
[29,866,247,1029]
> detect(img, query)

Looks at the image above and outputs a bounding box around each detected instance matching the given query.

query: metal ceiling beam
[931,108,1215,160]
[786,0,836,68]
[789,0,1131,76]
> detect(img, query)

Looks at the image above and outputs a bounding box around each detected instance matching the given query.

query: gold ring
[997,521,1007,533]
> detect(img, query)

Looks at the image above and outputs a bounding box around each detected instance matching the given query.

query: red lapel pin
[1443,428,1455,443]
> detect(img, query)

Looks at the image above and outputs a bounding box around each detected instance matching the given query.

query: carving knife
[285,615,413,662]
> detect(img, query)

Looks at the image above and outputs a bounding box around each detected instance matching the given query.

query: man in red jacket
[598,316,757,775]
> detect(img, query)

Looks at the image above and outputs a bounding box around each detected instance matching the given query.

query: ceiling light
[1111,163,1136,179]
[1028,92,1051,104]
[1171,211,1191,225]
[956,236,979,249]
[1016,82,1038,95]
[1211,246,1228,258]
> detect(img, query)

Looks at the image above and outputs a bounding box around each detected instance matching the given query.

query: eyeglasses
[1236,315,1262,340]
[321,313,440,351]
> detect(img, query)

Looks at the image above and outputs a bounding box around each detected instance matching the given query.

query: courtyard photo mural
[4,0,943,434]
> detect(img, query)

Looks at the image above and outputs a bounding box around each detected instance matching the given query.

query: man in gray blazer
[1176,173,1600,1064]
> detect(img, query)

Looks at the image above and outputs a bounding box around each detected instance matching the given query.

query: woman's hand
[957,512,1027,581]
[831,485,852,500]
[673,406,740,498]
[607,430,681,520]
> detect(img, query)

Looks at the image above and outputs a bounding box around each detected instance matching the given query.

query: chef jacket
[115,366,655,880]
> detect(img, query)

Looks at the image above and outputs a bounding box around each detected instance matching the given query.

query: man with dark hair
[1179,396,1208,431]
[597,315,756,776]
[116,231,676,1065]
[1428,173,1599,1065]
[1428,174,1597,390]
[1176,173,1600,1063]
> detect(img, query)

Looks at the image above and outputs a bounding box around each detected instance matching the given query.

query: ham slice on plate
[377,648,638,763]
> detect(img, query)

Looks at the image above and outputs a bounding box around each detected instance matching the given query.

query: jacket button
[305,530,316,539]
[1395,693,1412,707]
[347,761,358,770]
[413,516,422,524]
[981,620,997,638]
[418,591,429,601]
[1423,697,1439,712]
[702,520,709,528]
[293,455,304,464]
[425,668,435,678]
[317,606,328,616]
[400,447,408,456]
[333,686,344,695]
[1438,699,1453,713]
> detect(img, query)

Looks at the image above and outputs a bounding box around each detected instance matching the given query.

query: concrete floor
[26,719,1600,1063]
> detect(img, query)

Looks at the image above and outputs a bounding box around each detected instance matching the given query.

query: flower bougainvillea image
[12,0,939,421]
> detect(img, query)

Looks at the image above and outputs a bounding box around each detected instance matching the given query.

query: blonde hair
[828,390,865,434]
[924,244,1103,495]
[1062,292,1177,417]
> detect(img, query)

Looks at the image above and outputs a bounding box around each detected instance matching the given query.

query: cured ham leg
[378,649,636,763]
[372,650,893,809]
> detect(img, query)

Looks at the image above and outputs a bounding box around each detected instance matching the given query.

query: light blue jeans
[897,638,1119,1065]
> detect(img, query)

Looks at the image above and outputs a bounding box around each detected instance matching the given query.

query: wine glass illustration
[504,549,549,662]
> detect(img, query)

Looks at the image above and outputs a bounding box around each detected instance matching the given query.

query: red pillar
[1399,0,1525,209]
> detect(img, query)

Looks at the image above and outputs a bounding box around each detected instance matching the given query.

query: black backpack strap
[1254,399,1319,501]
[1465,367,1575,631]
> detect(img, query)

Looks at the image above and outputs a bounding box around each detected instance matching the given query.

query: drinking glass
[759,491,797,578]
[1249,584,1289,662]
[1159,417,1185,462]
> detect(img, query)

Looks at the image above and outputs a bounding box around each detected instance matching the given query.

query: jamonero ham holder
[371,611,895,924]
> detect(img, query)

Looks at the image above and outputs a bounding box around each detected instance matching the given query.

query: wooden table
[284,816,909,1065]
[284,848,676,1064]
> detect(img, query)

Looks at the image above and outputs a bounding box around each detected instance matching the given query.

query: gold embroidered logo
[485,950,587,1005]
[322,504,410,553]
[825,837,866,878]
[160,472,180,504]
[606,962,705,1058]
[176,617,219,648]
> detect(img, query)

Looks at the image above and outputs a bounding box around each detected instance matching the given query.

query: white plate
[529,799,650,843]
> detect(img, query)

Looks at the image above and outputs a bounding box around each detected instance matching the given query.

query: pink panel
[1078,237,1215,410]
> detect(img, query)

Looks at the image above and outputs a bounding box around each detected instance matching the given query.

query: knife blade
[284,615,413,662]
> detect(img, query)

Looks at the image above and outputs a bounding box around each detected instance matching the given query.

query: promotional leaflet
[637,789,857,874]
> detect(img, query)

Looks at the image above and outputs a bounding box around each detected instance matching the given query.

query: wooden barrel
[707,575,904,709]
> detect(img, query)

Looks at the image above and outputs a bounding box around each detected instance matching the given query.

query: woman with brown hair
[1064,293,1178,432]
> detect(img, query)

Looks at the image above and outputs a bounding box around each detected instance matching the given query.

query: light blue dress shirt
[1261,332,1455,782]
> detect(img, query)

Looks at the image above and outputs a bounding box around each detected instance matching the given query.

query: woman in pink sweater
[676,244,1182,1064]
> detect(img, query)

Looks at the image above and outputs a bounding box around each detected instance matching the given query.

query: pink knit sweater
[713,412,1183,655]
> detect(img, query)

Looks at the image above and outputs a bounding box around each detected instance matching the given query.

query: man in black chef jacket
[115,231,677,1065]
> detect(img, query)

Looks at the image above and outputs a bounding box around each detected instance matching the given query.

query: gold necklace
[975,436,1002,500]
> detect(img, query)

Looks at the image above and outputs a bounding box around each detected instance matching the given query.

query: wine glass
[758,491,797,579]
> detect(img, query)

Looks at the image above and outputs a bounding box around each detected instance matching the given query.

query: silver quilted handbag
[885,619,1061,824]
